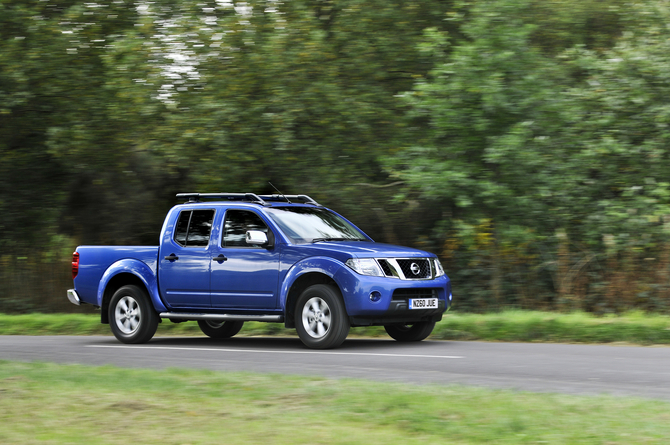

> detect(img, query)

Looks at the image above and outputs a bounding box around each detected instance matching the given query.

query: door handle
[212,254,227,263]
[164,254,179,261]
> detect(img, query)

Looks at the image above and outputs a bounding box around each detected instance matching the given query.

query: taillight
[72,252,79,280]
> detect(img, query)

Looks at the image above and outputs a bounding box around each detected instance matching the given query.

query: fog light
[449,293,453,301]
[369,291,382,302]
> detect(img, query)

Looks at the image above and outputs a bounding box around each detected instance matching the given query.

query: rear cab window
[174,209,215,247]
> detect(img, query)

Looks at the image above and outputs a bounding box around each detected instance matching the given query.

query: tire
[109,285,159,344]
[197,320,244,339]
[295,284,350,349]
[384,321,436,342]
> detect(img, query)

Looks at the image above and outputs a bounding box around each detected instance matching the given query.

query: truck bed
[75,246,159,306]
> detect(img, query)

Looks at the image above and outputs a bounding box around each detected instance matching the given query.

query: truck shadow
[142,335,446,352]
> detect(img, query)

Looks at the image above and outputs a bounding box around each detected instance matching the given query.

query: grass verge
[1,310,670,344]
[1,360,669,444]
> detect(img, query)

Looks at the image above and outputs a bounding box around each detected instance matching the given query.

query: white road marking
[88,344,463,359]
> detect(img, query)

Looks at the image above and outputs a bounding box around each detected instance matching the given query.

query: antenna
[268,182,291,204]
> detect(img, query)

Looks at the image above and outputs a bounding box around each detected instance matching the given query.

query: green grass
[2,310,670,344]
[0,360,669,444]
[432,310,670,344]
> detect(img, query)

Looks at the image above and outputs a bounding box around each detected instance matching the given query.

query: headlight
[433,258,445,277]
[345,258,384,277]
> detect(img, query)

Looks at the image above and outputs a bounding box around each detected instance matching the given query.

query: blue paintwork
[157,206,209,307]
[210,207,281,309]
[73,246,165,312]
[98,258,167,313]
[279,256,346,310]
[288,240,431,259]
[71,200,451,322]
[333,266,450,316]
[210,245,281,309]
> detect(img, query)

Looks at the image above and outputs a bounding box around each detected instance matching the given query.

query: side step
[159,312,284,323]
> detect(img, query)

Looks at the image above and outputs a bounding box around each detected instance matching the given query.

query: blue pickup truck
[67,193,452,349]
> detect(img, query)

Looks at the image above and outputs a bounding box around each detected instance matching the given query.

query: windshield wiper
[311,237,367,243]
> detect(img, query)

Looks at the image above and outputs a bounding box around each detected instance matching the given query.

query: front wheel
[197,320,244,339]
[295,284,350,349]
[384,321,435,342]
[109,285,158,344]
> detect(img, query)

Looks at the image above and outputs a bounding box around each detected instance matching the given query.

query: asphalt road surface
[1,335,669,400]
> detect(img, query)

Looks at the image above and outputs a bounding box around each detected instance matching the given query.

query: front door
[210,209,280,309]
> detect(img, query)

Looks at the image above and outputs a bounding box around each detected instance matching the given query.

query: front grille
[375,258,434,280]
[392,288,438,301]
[378,260,394,276]
[396,259,431,279]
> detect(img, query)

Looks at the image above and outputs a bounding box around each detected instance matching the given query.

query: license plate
[409,298,438,309]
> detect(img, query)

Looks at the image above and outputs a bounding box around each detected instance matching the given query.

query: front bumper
[67,289,81,306]
[333,265,451,326]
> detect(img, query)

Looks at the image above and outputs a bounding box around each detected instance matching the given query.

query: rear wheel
[197,320,244,339]
[295,284,349,349]
[109,285,158,344]
[384,321,435,342]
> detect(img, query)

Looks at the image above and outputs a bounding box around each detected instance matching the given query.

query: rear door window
[174,210,215,247]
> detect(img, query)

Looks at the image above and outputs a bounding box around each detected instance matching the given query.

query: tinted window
[173,210,215,247]
[223,210,269,248]
[174,211,190,246]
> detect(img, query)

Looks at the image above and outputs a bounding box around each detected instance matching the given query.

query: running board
[159,312,284,323]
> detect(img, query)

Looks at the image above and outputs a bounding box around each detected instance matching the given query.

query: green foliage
[1,0,456,256]
[3,0,670,313]
[525,0,626,54]
[0,0,176,248]
[138,0,456,240]
[389,0,670,311]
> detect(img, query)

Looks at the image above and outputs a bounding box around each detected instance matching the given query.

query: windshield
[265,207,369,244]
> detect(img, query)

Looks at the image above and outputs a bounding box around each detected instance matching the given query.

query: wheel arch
[280,256,347,328]
[284,272,340,329]
[98,259,166,324]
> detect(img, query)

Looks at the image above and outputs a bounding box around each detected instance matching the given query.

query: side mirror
[246,230,268,246]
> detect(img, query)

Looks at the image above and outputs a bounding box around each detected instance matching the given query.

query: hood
[290,241,434,260]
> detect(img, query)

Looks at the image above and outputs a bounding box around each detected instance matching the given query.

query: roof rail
[257,194,320,206]
[176,193,268,205]
[175,193,321,206]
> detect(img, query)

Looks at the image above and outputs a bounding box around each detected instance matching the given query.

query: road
[1,335,669,400]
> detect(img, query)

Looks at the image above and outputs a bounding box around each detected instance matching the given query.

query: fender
[97,259,167,313]
[279,256,346,309]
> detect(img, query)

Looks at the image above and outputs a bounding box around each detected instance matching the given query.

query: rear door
[210,209,280,309]
[158,208,215,308]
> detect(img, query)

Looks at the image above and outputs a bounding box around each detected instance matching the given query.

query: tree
[134,0,456,240]
[391,0,670,311]
[0,0,179,248]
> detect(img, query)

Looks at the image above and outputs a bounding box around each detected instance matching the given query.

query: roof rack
[176,193,268,205]
[176,193,320,206]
